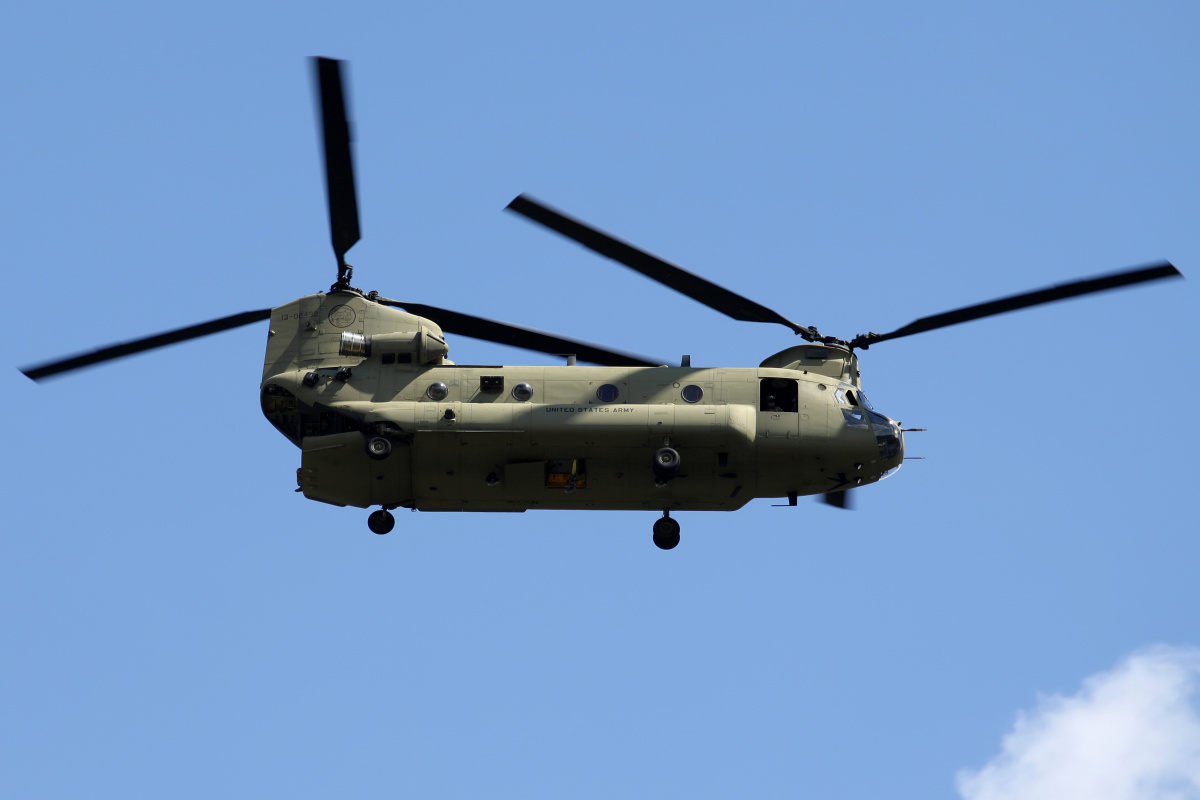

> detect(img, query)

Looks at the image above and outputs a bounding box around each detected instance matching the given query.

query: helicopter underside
[265,369,902,515]
[298,429,761,513]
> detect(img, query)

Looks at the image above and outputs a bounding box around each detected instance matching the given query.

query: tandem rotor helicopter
[21,58,1183,550]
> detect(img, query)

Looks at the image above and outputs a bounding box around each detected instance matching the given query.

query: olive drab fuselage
[260,292,905,513]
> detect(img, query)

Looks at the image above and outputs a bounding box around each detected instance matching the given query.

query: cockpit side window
[760,378,798,412]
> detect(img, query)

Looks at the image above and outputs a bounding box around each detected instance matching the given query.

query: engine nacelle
[337,328,448,365]
[262,292,449,381]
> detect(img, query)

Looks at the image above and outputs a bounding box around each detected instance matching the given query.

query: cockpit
[835,384,902,460]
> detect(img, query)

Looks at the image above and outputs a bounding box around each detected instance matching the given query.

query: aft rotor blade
[851,261,1183,348]
[21,309,272,381]
[506,195,817,339]
[313,57,361,268]
[376,299,662,367]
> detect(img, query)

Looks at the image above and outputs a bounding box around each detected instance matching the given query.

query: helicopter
[20,58,1183,550]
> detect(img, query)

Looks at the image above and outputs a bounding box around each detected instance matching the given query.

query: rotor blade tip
[505,194,533,211]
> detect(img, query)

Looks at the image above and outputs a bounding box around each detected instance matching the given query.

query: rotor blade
[375,299,662,367]
[506,194,817,339]
[822,490,852,510]
[852,261,1182,348]
[313,57,360,268]
[21,309,272,381]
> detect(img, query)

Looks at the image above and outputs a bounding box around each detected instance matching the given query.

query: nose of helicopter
[868,408,904,464]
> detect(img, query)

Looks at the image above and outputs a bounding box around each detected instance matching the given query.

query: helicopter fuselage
[260,292,905,513]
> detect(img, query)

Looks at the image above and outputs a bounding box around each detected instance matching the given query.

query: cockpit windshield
[835,385,874,410]
[867,409,900,459]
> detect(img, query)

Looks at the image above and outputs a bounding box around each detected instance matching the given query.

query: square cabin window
[760,378,798,412]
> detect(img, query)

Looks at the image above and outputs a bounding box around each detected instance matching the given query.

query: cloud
[957,646,1200,800]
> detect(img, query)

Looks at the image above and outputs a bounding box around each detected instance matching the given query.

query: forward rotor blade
[823,490,853,510]
[375,299,662,367]
[852,261,1182,348]
[506,194,817,339]
[313,57,360,268]
[21,309,272,381]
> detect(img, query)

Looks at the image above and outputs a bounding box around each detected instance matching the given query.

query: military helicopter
[21,58,1183,550]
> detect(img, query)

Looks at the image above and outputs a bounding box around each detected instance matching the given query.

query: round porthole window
[681,385,703,403]
[512,382,534,402]
[426,381,448,401]
[596,384,620,402]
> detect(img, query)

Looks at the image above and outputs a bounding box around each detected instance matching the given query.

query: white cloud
[957,646,1200,800]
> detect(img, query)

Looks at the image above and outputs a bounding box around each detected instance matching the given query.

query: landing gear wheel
[365,436,392,460]
[368,509,395,535]
[652,515,681,550]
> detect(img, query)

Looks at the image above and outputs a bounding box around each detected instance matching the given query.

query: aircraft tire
[652,516,681,550]
[368,509,395,535]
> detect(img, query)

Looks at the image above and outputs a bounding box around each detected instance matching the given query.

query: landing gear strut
[652,512,681,550]
[367,508,395,535]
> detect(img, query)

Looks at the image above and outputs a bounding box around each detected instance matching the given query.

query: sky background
[2,2,1198,798]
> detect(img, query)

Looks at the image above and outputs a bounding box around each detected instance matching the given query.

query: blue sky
[2,2,1197,797]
